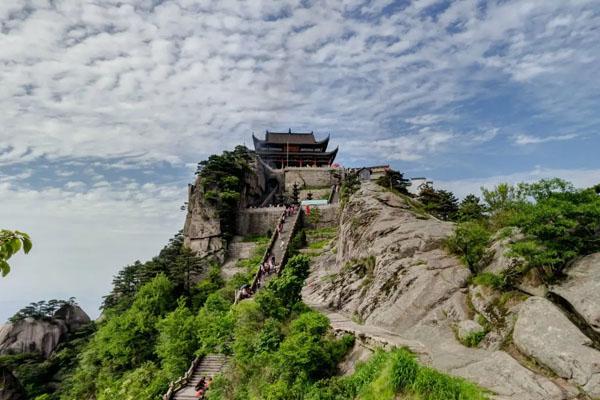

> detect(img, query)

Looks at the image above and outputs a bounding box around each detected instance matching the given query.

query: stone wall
[303,204,339,229]
[283,167,339,191]
[237,207,285,236]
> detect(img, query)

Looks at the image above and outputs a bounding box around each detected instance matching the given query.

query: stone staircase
[168,354,229,400]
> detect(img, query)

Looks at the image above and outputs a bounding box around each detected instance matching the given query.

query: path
[250,208,301,291]
[170,354,229,400]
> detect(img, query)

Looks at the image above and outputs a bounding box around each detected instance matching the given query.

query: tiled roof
[266,131,317,144]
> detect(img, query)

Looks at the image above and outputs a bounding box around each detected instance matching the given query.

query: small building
[253,129,338,169]
[357,167,372,181]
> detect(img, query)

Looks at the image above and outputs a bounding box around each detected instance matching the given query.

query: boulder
[513,297,600,398]
[457,320,484,342]
[485,228,524,275]
[551,253,600,335]
[0,318,67,357]
[54,304,91,331]
[453,351,573,400]
[0,305,90,358]
[0,366,26,400]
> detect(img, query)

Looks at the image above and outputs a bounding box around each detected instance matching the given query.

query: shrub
[445,221,491,273]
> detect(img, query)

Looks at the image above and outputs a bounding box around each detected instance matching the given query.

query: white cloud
[0,0,597,167]
[0,179,185,321]
[513,133,579,145]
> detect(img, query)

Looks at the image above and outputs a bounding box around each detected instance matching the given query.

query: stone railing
[250,209,286,292]
[163,354,203,400]
[277,209,303,273]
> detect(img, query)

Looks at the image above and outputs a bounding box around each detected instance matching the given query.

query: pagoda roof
[253,130,330,147]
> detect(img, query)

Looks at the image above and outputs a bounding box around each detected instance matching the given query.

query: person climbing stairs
[166,354,229,400]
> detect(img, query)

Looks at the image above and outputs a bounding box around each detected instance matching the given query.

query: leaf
[22,237,32,253]
[10,238,21,254]
[0,260,10,277]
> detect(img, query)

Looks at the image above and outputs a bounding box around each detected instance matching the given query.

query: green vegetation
[0,324,95,399]
[457,194,486,222]
[461,331,487,348]
[447,178,600,288]
[305,348,488,400]
[0,229,32,276]
[101,232,218,310]
[340,172,361,206]
[375,168,410,194]
[445,221,491,273]
[198,145,253,241]
[9,298,78,323]
[471,272,505,290]
[418,185,459,221]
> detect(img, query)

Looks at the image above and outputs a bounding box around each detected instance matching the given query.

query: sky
[1,0,600,322]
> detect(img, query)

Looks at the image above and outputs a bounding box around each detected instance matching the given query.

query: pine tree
[457,194,486,221]
[291,183,300,205]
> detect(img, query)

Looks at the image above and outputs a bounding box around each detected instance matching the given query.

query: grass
[472,272,505,289]
[320,348,489,400]
[241,234,270,244]
[236,242,268,272]
[461,331,487,348]
[306,227,337,239]
[308,239,330,250]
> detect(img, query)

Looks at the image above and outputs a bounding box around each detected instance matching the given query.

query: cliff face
[304,182,599,399]
[0,304,90,358]
[183,154,275,260]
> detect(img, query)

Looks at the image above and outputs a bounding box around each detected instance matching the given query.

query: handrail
[163,354,203,400]
[249,209,286,292]
[278,209,303,272]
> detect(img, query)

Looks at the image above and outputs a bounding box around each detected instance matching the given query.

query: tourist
[194,376,206,398]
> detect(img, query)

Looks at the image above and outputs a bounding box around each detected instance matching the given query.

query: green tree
[156,299,199,377]
[418,185,459,221]
[457,194,486,221]
[445,222,491,273]
[375,169,410,194]
[0,230,32,276]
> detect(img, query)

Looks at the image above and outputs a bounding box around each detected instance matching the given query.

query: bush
[445,222,491,273]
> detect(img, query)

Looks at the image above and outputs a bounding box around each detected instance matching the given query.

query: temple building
[252,129,338,169]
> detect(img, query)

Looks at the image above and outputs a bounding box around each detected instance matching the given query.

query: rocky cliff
[303,182,599,399]
[0,304,90,358]
[183,154,275,261]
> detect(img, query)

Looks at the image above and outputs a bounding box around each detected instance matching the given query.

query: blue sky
[1,0,600,321]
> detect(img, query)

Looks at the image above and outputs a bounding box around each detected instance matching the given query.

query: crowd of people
[194,376,213,398]
[235,204,300,304]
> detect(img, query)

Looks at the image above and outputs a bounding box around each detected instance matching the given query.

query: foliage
[156,299,199,377]
[462,330,487,348]
[472,272,505,289]
[340,172,361,206]
[375,168,410,194]
[61,275,176,399]
[457,194,486,221]
[445,221,492,273]
[418,185,459,221]
[102,232,208,311]
[9,298,77,323]
[307,206,321,225]
[0,323,95,399]
[0,229,32,276]
[198,145,253,240]
[304,348,487,400]
[292,182,301,204]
